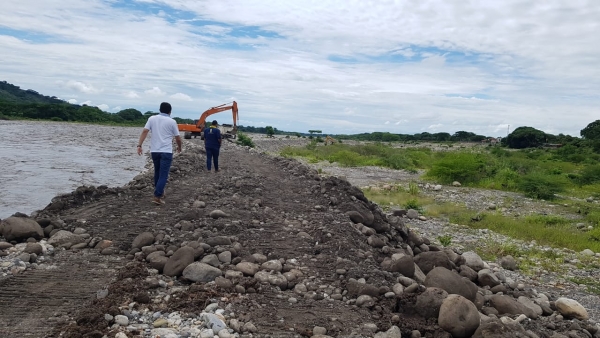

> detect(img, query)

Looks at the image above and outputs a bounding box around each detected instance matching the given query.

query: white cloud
[170,92,193,101]
[384,121,390,125]
[81,100,92,105]
[97,103,109,111]
[124,91,139,98]
[66,80,99,94]
[145,87,166,96]
[67,98,77,104]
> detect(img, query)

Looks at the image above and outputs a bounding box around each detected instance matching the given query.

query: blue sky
[1,0,599,136]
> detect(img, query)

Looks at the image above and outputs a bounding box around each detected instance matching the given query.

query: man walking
[137,102,182,205]
[204,120,222,172]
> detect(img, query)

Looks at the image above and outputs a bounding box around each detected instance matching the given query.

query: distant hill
[0,81,65,105]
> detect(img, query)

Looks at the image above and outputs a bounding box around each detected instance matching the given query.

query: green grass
[364,188,600,253]
[568,277,600,295]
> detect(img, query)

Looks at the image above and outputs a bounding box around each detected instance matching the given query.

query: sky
[1,1,599,136]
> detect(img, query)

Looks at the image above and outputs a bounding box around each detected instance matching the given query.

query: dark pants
[206,146,220,171]
[151,152,173,197]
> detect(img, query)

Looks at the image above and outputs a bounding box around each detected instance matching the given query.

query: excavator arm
[178,101,239,139]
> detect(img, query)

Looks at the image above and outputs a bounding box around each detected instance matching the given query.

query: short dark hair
[211,120,218,125]
[159,102,172,114]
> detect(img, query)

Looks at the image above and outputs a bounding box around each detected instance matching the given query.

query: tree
[265,126,275,138]
[505,126,546,149]
[581,120,600,140]
[308,130,322,135]
[117,108,143,121]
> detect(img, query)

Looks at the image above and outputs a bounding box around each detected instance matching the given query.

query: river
[0,120,148,219]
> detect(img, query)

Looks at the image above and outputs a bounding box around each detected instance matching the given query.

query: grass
[568,277,600,295]
[364,188,600,253]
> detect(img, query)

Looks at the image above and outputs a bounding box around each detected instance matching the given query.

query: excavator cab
[178,101,238,140]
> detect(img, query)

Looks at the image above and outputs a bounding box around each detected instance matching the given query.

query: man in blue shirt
[204,120,222,172]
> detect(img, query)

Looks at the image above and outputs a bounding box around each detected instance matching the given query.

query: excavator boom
[178,101,239,139]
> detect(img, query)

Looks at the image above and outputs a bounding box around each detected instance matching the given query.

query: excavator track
[0,250,123,338]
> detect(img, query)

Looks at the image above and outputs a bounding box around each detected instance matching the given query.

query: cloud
[170,92,193,101]
[97,103,109,111]
[145,87,166,96]
[81,100,92,105]
[124,91,139,98]
[0,0,599,136]
[67,98,77,104]
[384,121,390,125]
[66,80,99,94]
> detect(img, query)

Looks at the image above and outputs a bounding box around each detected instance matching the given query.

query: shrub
[437,235,452,247]
[408,182,419,195]
[519,173,565,200]
[427,152,487,184]
[236,132,255,148]
[577,164,600,186]
[404,198,422,211]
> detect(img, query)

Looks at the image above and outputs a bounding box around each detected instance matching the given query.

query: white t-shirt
[144,113,180,153]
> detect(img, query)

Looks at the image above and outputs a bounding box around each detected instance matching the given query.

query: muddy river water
[0,121,148,219]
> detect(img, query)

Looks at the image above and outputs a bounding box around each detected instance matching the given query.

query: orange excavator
[178,101,239,140]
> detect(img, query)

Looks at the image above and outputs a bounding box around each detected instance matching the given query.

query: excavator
[178,101,239,140]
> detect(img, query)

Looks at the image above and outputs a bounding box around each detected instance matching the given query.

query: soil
[0,136,598,338]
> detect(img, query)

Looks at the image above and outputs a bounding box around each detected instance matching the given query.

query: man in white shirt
[137,102,182,205]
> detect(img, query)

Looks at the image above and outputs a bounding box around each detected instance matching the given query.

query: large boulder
[346,280,380,297]
[146,251,168,272]
[477,269,501,288]
[415,287,448,318]
[1,217,44,242]
[473,319,528,338]
[424,267,477,302]
[414,251,453,274]
[47,230,86,248]
[132,232,154,249]
[386,254,415,278]
[340,202,374,226]
[555,298,589,320]
[163,247,195,277]
[182,262,222,283]
[489,295,538,319]
[438,294,480,338]
[462,251,485,271]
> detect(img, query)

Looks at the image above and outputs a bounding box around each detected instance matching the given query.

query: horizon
[1,1,599,136]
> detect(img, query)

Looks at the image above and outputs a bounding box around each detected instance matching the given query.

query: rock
[1,217,44,241]
[346,280,380,297]
[192,200,206,208]
[261,260,283,272]
[209,210,228,219]
[477,269,501,288]
[386,254,415,278]
[452,181,461,187]
[201,254,221,267]
[341,202,374,226]
[114,315,129,326]
[581,249,595,256]
[313,326,327,335]
[163,246,195,277]
[517,296,543,317]
[356,295,375,307]
[499,255,517,270]
[202,313,227,334]
[0,242,13,250]
[23,243,43,255]
[214,276,233,289]
[182,262,223,283]
[424,267,477,302]
[407,209,419,219]
[153,318,168,328]
[438,294,480,338]
[236,262,259,276]
[94,240,112,250]
[462,251,485,271]
[347,211,364,224]
[555,297,589,320]
[218,251,232,263]
[459,265,478,282]
[414,251,453,274]
[392,283,404,295]
[367,235,385,248]
[374,326,402,338]
[47,230,85,248]
[146,251,168,272]
[415,287,448,318]
[132,232,154,249]
[489,295,538,319]
[473,319,528,338]
[205,236,231,246]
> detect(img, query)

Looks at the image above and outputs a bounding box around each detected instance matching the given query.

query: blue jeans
[206,146,220,171]
[151,152,173,197]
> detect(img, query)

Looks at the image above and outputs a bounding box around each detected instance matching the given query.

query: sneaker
[152,197,165,205]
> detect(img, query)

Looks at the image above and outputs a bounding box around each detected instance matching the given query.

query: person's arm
[218,130,222,146]
[137,128,149,155]
[175,135,182,153]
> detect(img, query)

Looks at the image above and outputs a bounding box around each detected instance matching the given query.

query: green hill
[0,81,65,105]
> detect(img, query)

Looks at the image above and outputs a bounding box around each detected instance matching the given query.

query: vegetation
[363,187,600,253]
[236,132,255,148]
[505,126,546,149]
[265,126,275,138]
